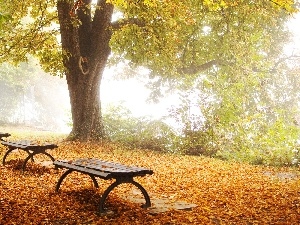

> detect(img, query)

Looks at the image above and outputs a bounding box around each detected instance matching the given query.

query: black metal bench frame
[53,158,154,213]
[0,132,11,141]
[1,140,58,171]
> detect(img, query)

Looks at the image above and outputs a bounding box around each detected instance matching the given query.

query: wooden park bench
[53,158,154,213]
[1,140,58,171]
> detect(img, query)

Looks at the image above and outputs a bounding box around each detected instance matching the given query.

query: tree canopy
[0,0,298,142]
[0,0,297,75]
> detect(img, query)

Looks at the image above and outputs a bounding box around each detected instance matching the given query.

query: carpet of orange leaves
[0,128,300,224]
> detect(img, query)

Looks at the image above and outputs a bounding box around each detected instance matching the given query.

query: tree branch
[268,0,297,13]
[111,18,146,30]
[77,0,92,58]
[273,54,300,68]
[252,54,300,73]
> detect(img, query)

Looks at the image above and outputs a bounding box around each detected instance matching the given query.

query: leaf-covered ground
[0,127,300,224]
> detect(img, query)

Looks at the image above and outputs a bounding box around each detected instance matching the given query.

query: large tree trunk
[67,62,106,141]
[57,0,114,141]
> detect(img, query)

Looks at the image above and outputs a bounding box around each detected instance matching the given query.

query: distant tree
[0,59,37,122]
[0,0,297,141]
[0,57,69,129]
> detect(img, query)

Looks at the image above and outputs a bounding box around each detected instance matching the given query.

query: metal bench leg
[55,169,74,192]
[2,147,17,165]
[22,152,42,171]
[40,152,55,162]
[88,175,99,188]
[55,170,99,191]
[99,179,151,213]
[25,150,55,162]
[21,151,55,171]
[24,150,35,162]
[131,180,151,208]
[22,153,34,171]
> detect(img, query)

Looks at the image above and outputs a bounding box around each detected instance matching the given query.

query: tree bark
[57,0,113,141]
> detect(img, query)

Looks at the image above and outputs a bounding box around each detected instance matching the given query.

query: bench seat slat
[1,141,58,150]
[54,160,112,179]
[54,159,153,178]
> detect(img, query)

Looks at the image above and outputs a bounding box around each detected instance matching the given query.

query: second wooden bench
[1,140,58,171]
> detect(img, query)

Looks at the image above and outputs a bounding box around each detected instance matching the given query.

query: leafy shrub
[215,117,300,166]
[103,103,300,167]
[103,104,175,152]
[170,126,219,157]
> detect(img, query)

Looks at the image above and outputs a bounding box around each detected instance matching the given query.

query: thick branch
[77,0,92,58]
[57,0,79,54]
[91,1,114,57]
[268,0,295,12]
[253,54,300,73]
[273,54,300,68]
[111,18,146,30]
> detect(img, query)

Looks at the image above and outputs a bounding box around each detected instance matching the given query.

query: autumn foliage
[0,128,299,224]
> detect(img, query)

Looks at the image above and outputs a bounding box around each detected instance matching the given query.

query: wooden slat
[1,140,58,150]
[54,160,112,179]
[54,159,153,178]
